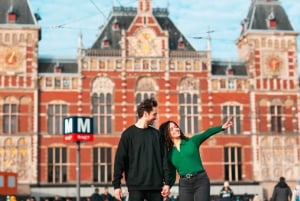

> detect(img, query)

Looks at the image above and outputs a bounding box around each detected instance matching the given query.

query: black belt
[180,170,204,179]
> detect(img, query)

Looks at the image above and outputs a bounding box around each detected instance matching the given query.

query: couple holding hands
[113,98,233,201]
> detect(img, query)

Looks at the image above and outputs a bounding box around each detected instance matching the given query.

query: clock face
[128,28,162,57]
[268,57,281,71]
[5,50,18,65]
[137,30,153,56]
[0,47,25,70]
[265,55,282,76]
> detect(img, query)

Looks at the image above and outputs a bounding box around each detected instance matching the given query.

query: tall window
[3,104,18,134]
[224,146,242,181]
[93,147,112,183]
[91,77,114,134]
[270,105,282,133]
[179,93,198,134]
[135,92,155,104]
[179,77,199,134]
[47,147,67,183]
[222,105,241,134]
[135,77,157,123]
[135,77,157,104]
[47,104,67,134]
[92,93,112,134]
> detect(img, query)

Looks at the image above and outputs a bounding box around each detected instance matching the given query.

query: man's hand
[161,185,170,198]
[114,188,122,201]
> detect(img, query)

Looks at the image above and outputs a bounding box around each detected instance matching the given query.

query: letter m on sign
[64,118,73,134]
[63,116,93,134]
[78,118,91,133]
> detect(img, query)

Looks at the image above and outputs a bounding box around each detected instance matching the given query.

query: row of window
[1,99,284,134]
[48,147,112,183]
[47,146,241,183]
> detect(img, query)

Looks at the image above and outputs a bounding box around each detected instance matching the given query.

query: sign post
[63,116,94,201]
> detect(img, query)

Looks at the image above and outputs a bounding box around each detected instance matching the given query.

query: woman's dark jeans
[178,171,210,201]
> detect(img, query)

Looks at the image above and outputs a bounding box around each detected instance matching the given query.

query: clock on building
[135,29,157,56]
[1,46,25,70]
[136,30,153,56]
[264,54,283,76]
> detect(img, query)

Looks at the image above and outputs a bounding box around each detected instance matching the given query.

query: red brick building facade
[0,0,299,200]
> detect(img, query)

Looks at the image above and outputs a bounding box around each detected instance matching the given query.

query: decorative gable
[90,0,196,53]
[126,0,168,57]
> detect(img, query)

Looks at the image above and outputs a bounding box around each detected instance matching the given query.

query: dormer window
[178,36,185,49]
[7,5,17,23]
[54,66,62,73]
[267,9,277,29]
[7,12,16,23]
[227,67,234,76]
[102,36,110,48]
[54,62,62,73]
[241,18,248,33]
[112,18,119,31]
[268,19,277,28]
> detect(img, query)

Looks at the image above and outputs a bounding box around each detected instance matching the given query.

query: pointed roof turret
[240,0,295,35]
[137,0,152,15]
[0,0,38,25]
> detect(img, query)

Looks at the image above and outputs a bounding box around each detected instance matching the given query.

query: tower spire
[206,27,214,51]
[137,0,152,14]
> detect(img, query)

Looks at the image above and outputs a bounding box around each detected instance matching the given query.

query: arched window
[178,77,199,134]
[2,96,19,134]
[270,99,283,133]
[135,77,157,105]
[222,103,242,135]
[91,77,114,134]
[47,103,68,135]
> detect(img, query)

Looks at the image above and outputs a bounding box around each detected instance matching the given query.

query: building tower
[236,0,299,195]
[0,0,41,194]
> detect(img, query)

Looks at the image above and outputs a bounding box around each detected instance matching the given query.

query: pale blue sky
[29,0,300,64]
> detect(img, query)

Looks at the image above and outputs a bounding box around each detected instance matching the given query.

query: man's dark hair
[279,176,285,182]
[137,97,158,118]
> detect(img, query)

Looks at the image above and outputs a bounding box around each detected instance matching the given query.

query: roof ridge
[110,6,168,18]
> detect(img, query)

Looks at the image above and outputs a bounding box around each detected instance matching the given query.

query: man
[112,97,171,201]
[271,176,292,201]
[91,188,101,201]
[100,186,114,201]
[219,181,234,201]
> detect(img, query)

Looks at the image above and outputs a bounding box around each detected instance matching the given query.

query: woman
[291,180,300,201]
[159,118,233,201]
[219,181,234,201]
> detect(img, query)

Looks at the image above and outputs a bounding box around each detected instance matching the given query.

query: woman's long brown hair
[159,120,189,151]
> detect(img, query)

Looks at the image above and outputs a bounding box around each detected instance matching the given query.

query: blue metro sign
[63,116,94,142]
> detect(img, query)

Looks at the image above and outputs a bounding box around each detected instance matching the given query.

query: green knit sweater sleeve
[191,125,224,146]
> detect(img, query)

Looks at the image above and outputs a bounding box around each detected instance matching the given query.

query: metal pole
[76,141,81,201]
